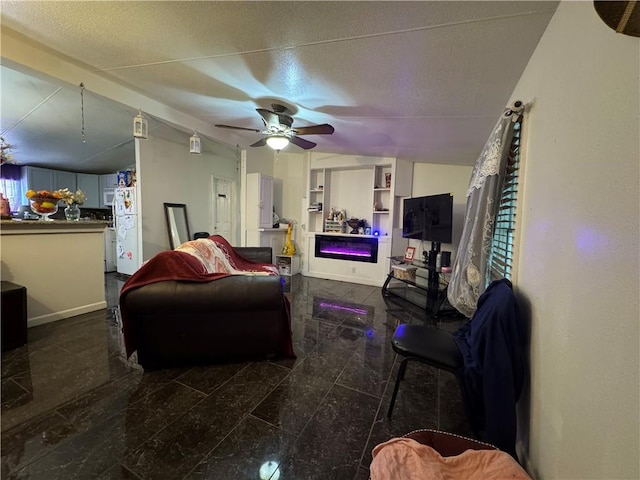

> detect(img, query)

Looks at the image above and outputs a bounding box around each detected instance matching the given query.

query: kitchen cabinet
[77,173,100,208]
[52,170,77,193]
[21,166,53,195]
[99,173,119,208]
[246,173,274,229]
[100,174,119,190]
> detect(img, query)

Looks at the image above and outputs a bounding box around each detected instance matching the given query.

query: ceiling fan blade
[256,108,280,127]
[293,124,335,136]
[290,136,317,150]
[215,124,261,133]
[250,138,268,148]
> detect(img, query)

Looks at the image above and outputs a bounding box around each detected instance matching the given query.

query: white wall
[246,148,276,177]
[410,163,473,263]
[274,151,306,255]
[509,2,639,478]
[138,133,238,259]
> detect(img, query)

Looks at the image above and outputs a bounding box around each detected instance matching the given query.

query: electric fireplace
[315,234,378,263]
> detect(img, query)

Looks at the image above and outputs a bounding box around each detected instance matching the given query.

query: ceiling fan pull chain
[79,82,86,143]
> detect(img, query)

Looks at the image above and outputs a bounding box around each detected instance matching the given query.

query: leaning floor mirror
[164,203,191,249]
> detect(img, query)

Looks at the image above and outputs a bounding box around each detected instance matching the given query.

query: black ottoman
[1,281,27,352]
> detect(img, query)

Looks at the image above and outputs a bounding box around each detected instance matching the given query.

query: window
[489,116,522,280]
[0,165,23,212]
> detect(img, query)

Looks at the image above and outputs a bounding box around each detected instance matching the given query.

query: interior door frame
[211,175,238,245]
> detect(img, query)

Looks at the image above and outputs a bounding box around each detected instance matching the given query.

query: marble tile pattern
[1,272,469,479]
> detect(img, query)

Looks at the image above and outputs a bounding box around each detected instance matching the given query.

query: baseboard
[27,301,108,327]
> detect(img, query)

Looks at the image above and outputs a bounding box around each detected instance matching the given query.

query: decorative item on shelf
[189,132,201,154]
[324,220,344,233]
[385,172,392,188]
[282,223,296,255]
[133,109,148,139]
[58,188,85,221]
[347,218,360,234]
[404,246,416,263]
[25,189,62,221]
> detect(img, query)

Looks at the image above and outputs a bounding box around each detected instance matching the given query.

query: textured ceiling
[0,1,558,172]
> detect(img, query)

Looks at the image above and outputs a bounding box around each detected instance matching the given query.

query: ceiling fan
[215,103,334,150]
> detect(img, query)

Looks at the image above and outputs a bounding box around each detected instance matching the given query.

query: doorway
[212,177,235,243]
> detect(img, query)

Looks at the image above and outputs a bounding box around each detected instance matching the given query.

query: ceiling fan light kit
[215,103,334,151]
[266,136,289,151]
[133,110,148,139]
[189,132,201,154]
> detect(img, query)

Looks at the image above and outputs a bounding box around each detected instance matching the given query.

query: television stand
[382,264,450,319]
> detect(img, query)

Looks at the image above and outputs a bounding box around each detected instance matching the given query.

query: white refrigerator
[113,187,141,275]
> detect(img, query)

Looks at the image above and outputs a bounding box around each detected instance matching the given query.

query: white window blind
[489,116,522,280]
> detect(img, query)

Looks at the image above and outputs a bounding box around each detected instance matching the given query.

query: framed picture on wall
[404,246,416,263]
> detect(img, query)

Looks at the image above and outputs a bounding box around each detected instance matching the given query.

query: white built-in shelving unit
[303,154,413,287]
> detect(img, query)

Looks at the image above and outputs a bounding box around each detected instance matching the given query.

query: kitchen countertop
[0,219,110,234]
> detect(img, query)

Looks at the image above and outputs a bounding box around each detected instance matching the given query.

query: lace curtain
[447,103,524,317]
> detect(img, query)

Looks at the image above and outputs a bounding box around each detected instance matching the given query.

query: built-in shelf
[275,254,300,276]
[310,189,324,193]
[373,210,390,214]
[373,188,391,192]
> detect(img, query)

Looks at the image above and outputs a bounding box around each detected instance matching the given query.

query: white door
[213,178,233,241]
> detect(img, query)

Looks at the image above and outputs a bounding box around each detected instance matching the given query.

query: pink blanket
[370,438,531,480]
[119,235,294,359]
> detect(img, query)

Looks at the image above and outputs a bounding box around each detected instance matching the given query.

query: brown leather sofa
[120,247,293,370]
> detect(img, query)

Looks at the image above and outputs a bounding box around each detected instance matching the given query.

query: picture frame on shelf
[404,246,416,263]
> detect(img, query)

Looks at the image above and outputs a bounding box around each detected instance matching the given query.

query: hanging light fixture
[189,132,201,154]
[266,136,289,151]
[133,109,148,139]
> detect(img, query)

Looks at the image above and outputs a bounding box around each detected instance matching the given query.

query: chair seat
[391,324,463,372]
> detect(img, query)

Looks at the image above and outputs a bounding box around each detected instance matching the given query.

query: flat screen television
[402,193,453,243]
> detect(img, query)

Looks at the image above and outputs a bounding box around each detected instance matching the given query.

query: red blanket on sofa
[119,235,294,359]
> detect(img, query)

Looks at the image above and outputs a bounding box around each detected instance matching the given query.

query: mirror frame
[164,203,191,249]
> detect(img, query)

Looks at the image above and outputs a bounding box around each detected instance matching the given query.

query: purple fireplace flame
[315,234,378,263]
[318,301,369,315]
[319,247,371,257]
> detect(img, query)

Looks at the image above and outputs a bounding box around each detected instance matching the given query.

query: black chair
[386,323,471,422]
[386,279,525,456]
[193,232,210,240]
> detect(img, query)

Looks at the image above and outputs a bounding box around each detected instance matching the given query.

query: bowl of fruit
[26,190,62,221]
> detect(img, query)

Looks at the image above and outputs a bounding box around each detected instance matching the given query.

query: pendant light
[189,132,201,154]
[133,110,148,139]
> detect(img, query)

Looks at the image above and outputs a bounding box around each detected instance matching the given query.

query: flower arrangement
[57,188,86,206]
[0,137,14,164]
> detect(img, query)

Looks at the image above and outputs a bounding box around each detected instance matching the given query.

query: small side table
[1,281,28,352]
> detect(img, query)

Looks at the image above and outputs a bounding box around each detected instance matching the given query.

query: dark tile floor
[2,273,469,480]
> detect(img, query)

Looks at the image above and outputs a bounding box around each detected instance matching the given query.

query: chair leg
[387,358,409,419]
